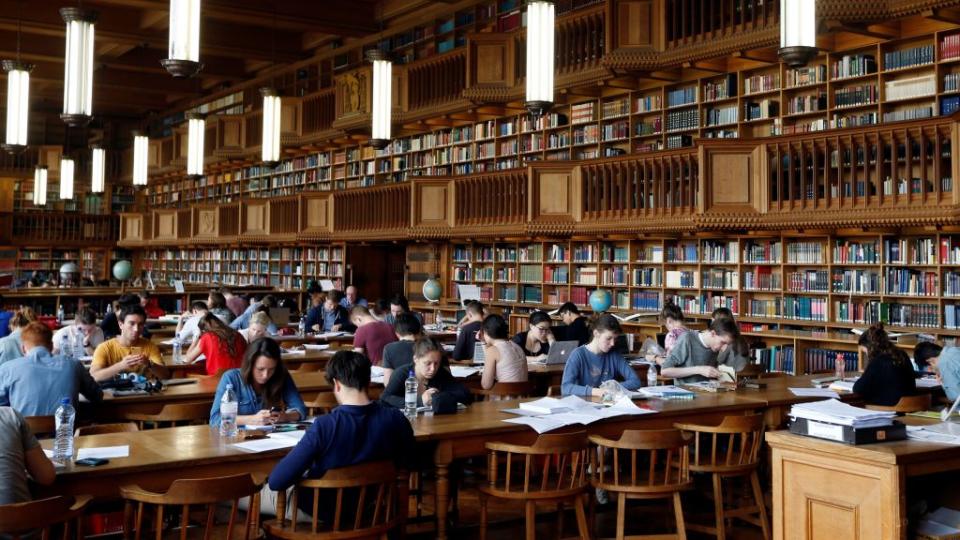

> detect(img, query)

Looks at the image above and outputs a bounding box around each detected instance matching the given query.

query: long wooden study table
[56,374,853,539]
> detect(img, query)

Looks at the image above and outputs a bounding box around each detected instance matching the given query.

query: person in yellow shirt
[90,305,169,382]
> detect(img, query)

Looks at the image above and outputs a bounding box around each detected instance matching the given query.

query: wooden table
[766,421,960,540]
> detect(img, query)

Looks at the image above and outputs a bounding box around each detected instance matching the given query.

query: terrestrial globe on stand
[589,289,612,313]
[59,263,80,288]
[112,260,133,291]
[422,278,443,330]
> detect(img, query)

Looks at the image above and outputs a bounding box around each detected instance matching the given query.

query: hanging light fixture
[60,7,97,126]
[59,157,75,200]
[778,0,818,67]
[366,49,392,150]
[260,87,281,166]
[186,112,205,177]
[162,0,203,77]
[525,0,555,118]
[133,132,149,186]
[3,3,33,153]
[32,166,47,206]
[91,146,105,193]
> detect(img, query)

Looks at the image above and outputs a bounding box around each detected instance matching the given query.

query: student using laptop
[478,314,527,389]
[512,310,555,361]
[557,302,590,345]
[561,314,640,397]
[452,301,485,361]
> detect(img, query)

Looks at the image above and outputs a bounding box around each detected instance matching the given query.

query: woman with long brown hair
[208,337,306,427]
[183,313,247,376]
[853,323,916,406]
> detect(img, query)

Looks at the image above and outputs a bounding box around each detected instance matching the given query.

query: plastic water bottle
[172,332,183,364]
[298,317,306,337]
[219,383,239,437]
[59,332,73,359]
[647,363,658,387]
[835,352,846,380]
[404,370,418,418]
[73,331,85,358]
[53,398,75,464]
[57,305,65,325]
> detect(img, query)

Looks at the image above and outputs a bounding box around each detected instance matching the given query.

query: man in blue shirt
[0,322,102,416]
[304,290,354,333]
[267,350,414,519]
[339,286,368,310]
[917,343,960,401]
[561,314,641,397]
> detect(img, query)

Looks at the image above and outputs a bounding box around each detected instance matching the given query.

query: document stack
[789,399,904,445]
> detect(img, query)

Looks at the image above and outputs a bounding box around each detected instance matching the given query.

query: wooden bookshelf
[7,246,128,282]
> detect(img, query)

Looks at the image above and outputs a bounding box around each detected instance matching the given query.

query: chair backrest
[305,392,338,415]
[120,473,262,540]
[275,460,401,537]
[673,414,765,474]
[120,401,211,429]
[76,422,140,437]
[484,431,590,499]
[865,393,932,413]
[24,415,55,437]
[589,429,693,496]
[0,495,91,539]
[470,381,536,401]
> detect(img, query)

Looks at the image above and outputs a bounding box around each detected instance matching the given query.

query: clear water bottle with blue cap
[219,383,238,437]
[404,370,418,418]
[172,332,183,364]
[53,397,75,464]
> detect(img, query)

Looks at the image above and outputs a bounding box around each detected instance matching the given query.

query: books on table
[638,385,695,399]
[504,396,656,433]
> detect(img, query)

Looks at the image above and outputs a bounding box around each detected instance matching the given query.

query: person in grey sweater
[661,317,746,383]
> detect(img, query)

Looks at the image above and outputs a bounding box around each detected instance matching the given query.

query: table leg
[435,442,453,540]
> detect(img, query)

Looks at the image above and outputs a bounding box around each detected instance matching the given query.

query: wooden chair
[304,392,338,416]
[120,473,262,540]
[24,415,56,437]
[76,422,140,437]
[479,431,592,540]
[589,429,693,540]
[470,381,536,401]
[865,393,932,413]
[673,415,769,540]
[263,460,402,539]
[119,401,211,429]
[0,495,92,540]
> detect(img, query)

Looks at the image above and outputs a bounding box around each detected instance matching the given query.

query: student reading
[914,342,960,400]
[209,337,307,427]
[853,324,916,407]
[660,317,744,384]
[90,305,170,382]
[383,338,471,414]
[561,314,641,397]
[267,350,414,520]
[478,314,528,389]
[183,313,247,376]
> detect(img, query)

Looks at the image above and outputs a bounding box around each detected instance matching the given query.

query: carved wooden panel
[243,201,269,236]
[335,67,370,118]
[194,208,219,238]
[528,164,581,223]
[281,99,302,136]
[38,146,62,172]
[412,179,453,229]
[154,211,178,241]
[699,143,763,215]
[610,0,656,48]
[301,193,333,234]
[218,116,244,149]
[467,33,514,91]
[120,214,144,243]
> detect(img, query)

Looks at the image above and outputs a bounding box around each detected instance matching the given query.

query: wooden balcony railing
[665,0,779,48]
[580,149,699,220]
[514,3,606,82]
[406,50,467,110]
[454,170,528,227]
[270,197,300,234]
[334,184,410,232]
[302,89,336,134]
[8,213,118,244]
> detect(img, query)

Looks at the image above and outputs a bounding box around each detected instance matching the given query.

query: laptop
[269,307,291,327]
[472,342,486,365]
[543,340,579,365]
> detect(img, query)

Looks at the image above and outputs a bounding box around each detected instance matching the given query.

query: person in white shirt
[52,307,104,357]
[175,301,209,345]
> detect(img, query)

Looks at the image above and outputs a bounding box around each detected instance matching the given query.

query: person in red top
[350,305,396,366]
[183,313,247,376]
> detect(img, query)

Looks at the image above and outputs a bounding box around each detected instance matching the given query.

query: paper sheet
[502,416,568,434]
[231,436,300,453]
[789,388,840,398]
[303,343,331,351]
[77,445,130,459]
[450,366,481,378]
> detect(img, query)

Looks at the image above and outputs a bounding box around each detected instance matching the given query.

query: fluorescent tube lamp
[778,0,818,67]
[525,0,555,118]
[133,132,148,186]
[162,0,203,77]
[261,87,281,166]
[60,8,97,126]
[59,157,74,200]
[91,147,105,193]
[2,60,32,153]
[366,49,392,150]
[186,112,204,178]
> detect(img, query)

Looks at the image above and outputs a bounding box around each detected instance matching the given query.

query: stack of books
[789,399,902,444]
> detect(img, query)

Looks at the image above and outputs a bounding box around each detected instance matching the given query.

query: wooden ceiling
[0,0,450,120]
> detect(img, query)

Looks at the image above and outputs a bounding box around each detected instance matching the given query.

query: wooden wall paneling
[698,141,761,215]
[0,178,13,213]
[527,162,581,225]
[119,213,145,245]
[38,146,62,173]
[466,33,515,93]
[218,203,240,239]
[607,0,659,51]
[280,98,303,137]
[215,115,245,151]
[405,242,444,303]
[245,111,263,149]
[299,192,334,237]
[159,138,174,169]
[411,178,454,230]
[152,210,179,242]
[176,210,192,240]
[268,198,300,237]
[241,199,270,237]
[405,50,467,111]
[301,89,336,134]
[192,205,220,240]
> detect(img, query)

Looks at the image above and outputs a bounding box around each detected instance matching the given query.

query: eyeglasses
[533,325,551,332]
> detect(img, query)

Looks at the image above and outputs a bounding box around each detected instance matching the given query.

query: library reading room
[12,0,960,538]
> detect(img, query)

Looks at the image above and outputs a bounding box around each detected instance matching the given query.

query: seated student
[561,314,641,397]
[222,288,248,319]
[913,341,943,376]
[660,302,689,359]
[0,308,37,365]
[229,294,277,331]
[340,285,368,310]
[0,295,12,338]
[853,324,917,407]
[174,301,209,345]
[661,317,744,384]
[183,313,247,376]
[267,350,415,519]
[351,306,397,366]
[240,311,272,343]
[52,307,105,356]
[100,293,140,339]
[384,294,423,326]
[382,313,421,382]
[915,343,960,400]
[710,307,751,368]
[0,406,55,505]
[209,337,306,427]
[452,301,485,361]
[369,298,390,322]
[512,310,555,360]
[90,305,170,382]
[206,291,235,324]
[383,338,471,414]
[0,322,102,416]
[140,291,165,319]
[557,302,590,345]
[305,290,353,333]
[479,314,528,389]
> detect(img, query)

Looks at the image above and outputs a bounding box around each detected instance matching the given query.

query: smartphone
[75,457,109,466]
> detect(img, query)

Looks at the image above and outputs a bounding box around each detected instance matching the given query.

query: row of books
[665,270,697,288]
[884,238,937,265]
[743,268,782,291]
[702,269,738,289]
[834,241,880,264]
[883,44,935,71]
[785,94,826,115]
[834,300,939,327]
[884,74,935,102]
[805,349,858,374]
[744,99,779,121]
[746,298,782,318]
[601,98,631,119]
[667,86,697,108]
[883,269,939,296]
[705,106,738,127]
[940,33,960,61]
[786,242,825,264]
[832,54,877,80]
[834,84,877,108]
[832,270,881,294]
[744,74,779,95]
[666,294,738,315]
[743,241,782,263]
[783,296,827,321]
[786,270,830,293]
[883,105,934,123]
[785,65,827,88]
[752,345,795,374]
[666,109,699,132]
[703,74,737,102]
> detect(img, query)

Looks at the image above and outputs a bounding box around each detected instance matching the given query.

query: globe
[589,289,612,313]
[422,278,442,303]
[112,260,133,281]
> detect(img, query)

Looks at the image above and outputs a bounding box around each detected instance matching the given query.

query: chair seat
[263,518,394,540]
[593,479,694,497]
[478,483,589,502]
